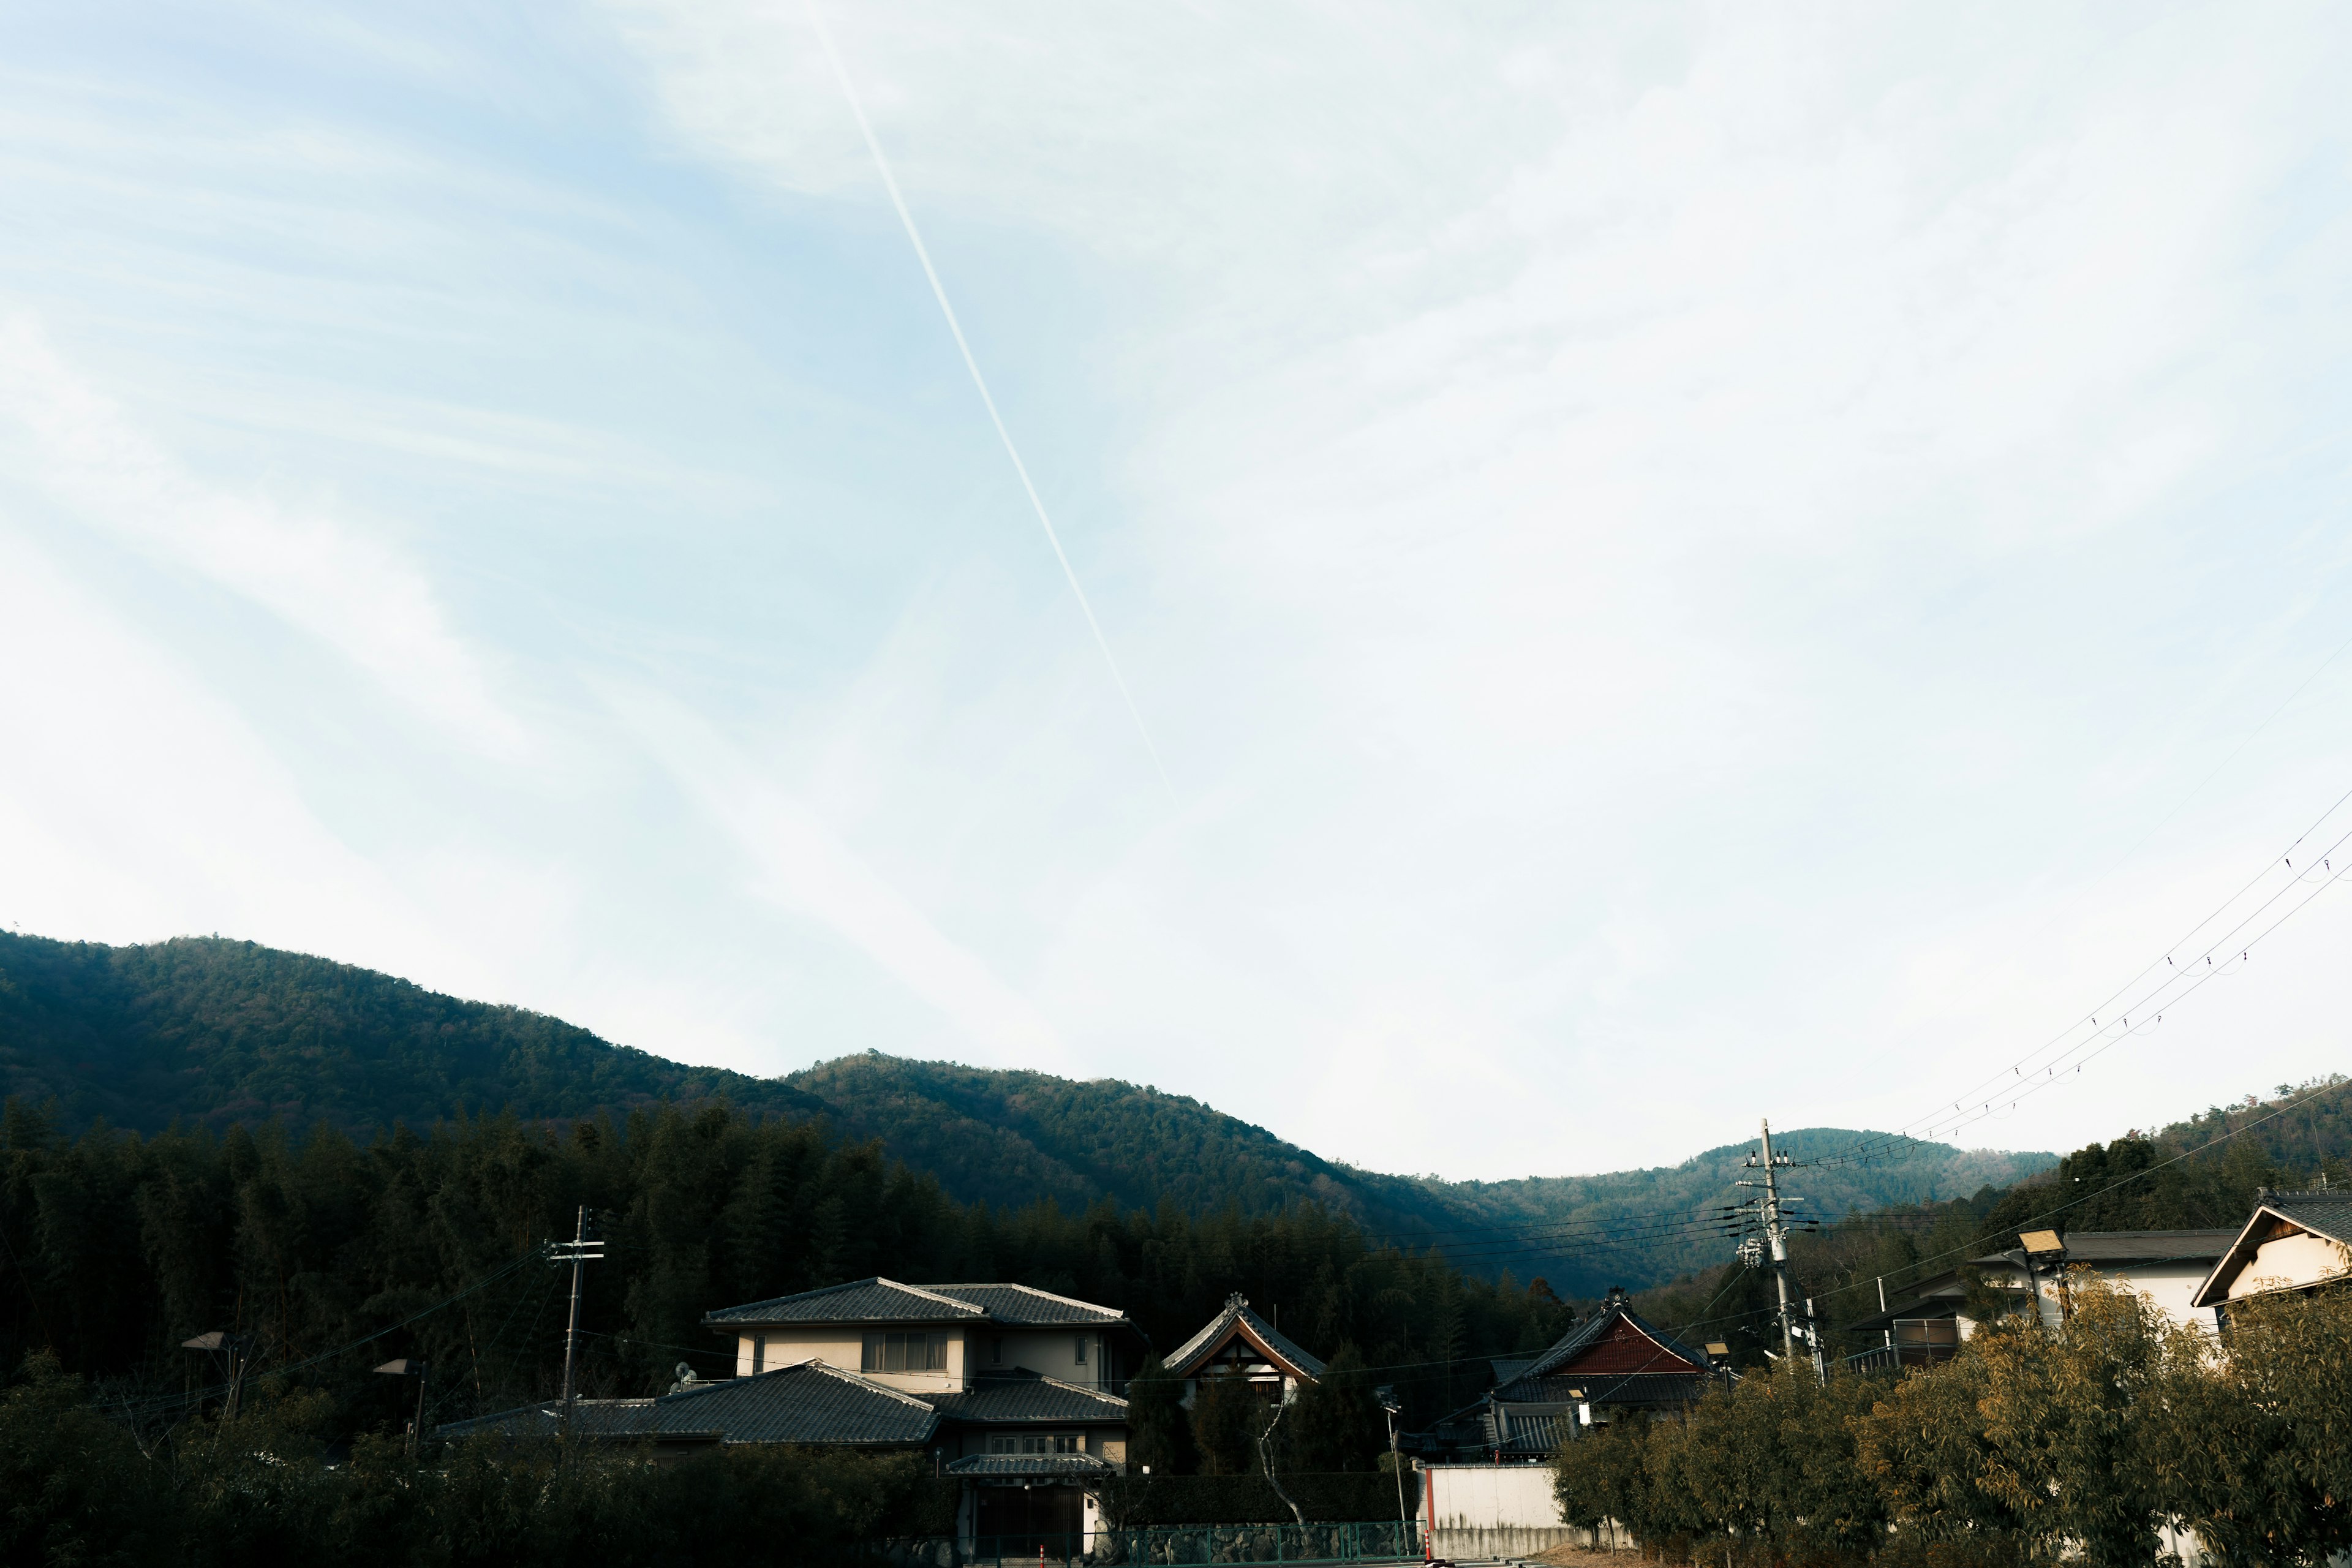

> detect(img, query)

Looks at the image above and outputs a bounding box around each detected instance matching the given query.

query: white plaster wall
[2230,1234,2352,1299]
[970,1327,1106,1386]
[732,1327,965,1393]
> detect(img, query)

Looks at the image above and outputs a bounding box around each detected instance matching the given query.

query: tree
[1191,1374,1263,1477]
[1286,1346,1384,1472]
[0,1352,179,1567]
[2152,1283,2352,1566]
[1124,1356,1196,1476]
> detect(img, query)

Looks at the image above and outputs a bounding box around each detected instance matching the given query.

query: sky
[4,1,2352,1180]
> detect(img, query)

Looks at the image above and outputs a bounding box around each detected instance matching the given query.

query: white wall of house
[731,1326,968,1393]
[966,1327,1110,1388]
[2226,1234,2352,1299]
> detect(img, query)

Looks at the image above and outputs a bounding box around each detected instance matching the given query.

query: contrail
[801,1,1177,807]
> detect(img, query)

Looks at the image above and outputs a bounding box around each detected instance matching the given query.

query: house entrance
[974,1483,1083,1550]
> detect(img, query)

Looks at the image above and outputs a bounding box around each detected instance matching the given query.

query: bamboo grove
[0,1097,1574,1441]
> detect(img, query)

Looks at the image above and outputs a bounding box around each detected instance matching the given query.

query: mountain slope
[0,932,825,1133]
[0,930,2052,1292]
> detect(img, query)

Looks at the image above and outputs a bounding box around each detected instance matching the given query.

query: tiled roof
[1485,1403,1572,1457]
[2040,1229,2237,1263]
[1512,1372,1709,1408]
[437,1362,939,1447]
[437,1400,660,1441]
[646,1362,940,1444]
[703,1278,986,1326]
[930,1370,1129,1425]
[1164,1294,1327,1381]
[927,1284,1131,1327]
[1501,1301,1711,1396]
[945,1453,1115,1479]
[2269,1192,2352,1240]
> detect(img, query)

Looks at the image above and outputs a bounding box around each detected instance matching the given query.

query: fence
[880,1520,1423,1566]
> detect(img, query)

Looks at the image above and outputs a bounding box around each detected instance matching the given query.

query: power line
[1820,791,2352,1166]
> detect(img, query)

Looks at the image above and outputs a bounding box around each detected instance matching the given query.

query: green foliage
[0,1352,175,1567]
[0,932,821,1139]
[0,930,2066,1295]
[2147,1284,2352,1566]
[1123,1356,1195,1476]
[1561,1276,2352,1568]
[0,1098,1569,1436]
[1554,1366,1885,1566]
[1283,1345,1384,1473]
[1189,1376,1264,1477]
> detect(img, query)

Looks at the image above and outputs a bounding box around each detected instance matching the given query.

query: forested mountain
[2,930,2047,1293]
[0,932,824,1133]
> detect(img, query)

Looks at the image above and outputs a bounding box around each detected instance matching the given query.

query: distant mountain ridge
[0,932,2054,1292]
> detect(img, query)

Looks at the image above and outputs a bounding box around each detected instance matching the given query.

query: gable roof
[1496,1299,1710,1402]
[2192,1191,2352,1309]
[701,1277,1133,1331]
[1163,1293,1327,1382]
[929,1368,1129,1426]
[437,1360,940,1447]
[703,1278,987,1327]
[925,1284,1132,1328]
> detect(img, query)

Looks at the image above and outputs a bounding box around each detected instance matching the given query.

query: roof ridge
[798,1358,951,1412]
[925,1283,1128,1319]
[1025,1373,1130,1406]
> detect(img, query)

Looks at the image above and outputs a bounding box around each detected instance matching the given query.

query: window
[862,1332,949,1373]
[990,1336,1004,1365]
[751,1334,766,1375]
[986,1432,1079,1455]
[1073,1335,1087,1365]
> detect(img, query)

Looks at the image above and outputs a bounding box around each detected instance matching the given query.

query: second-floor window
[1073,1336,1087,1365]
[862,1332,948,1373]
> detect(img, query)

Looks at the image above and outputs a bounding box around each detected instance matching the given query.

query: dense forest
[0,930,2052,1294]
[0,1096,1574,1446]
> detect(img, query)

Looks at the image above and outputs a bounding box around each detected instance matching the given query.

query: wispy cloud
[0,313,524,756]
[605,682,1067,1068]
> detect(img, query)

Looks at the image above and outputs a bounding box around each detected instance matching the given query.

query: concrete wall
[1417,1463,1583,1558]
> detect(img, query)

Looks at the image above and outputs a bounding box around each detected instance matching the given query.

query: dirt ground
[1525,1545,1643,1566]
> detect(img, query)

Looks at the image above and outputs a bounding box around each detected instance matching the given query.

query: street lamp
[182,1331,247,1421]
[374,1359,429,1457]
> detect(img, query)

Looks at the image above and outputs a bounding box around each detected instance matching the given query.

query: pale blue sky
[5,1,2352,1177]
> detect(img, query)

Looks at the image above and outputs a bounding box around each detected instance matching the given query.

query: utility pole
[1752,1120,1798,1366]
[554,1206,604,1431]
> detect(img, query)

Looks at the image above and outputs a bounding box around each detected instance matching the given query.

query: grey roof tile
[1503,1301,1711,1394]
[927,1284,1130,1327]
[649,1362,940,1445]
[703,1277,986,1327]
[945,1453,1115,1479]
[1164,1294,1327,1381]
[930,1371,1129,1425]
[437,1361,939,1447]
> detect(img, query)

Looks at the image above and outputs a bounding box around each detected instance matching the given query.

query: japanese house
[1161,1292,1325,1404]
[2190,1189,2352,1321]
[1847,1228,2238,1371]
[1416,1288,1719,1461]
